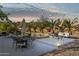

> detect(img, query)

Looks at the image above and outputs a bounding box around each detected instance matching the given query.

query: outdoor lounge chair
[15,39,27,48]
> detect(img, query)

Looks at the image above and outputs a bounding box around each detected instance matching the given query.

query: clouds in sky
[30,3,79,17]
[1,3,79,17]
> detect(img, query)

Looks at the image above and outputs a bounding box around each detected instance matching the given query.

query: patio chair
[15,39,27,48]
[7,36,24,48]
[23,36,35,48]
[27,37,33,47]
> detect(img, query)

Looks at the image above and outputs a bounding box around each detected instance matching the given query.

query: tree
[50,19,57,33]
[54,19,62,32]
[63,19,78,35]
[0,5,8,21]
[0,22,14,33]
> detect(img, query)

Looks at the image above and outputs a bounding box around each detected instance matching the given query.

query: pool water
[0,36,74,56]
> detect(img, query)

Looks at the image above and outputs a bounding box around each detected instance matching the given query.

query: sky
[1,3,79,22]
[1,3,79,17]
[30,3,79,17]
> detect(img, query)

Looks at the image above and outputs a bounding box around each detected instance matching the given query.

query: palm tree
[63,19,78,35]
[50,19,57,34]
[0,5,11,21]
[0,5,8,21]
[54,19,62,33]
[28,21,36,33]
